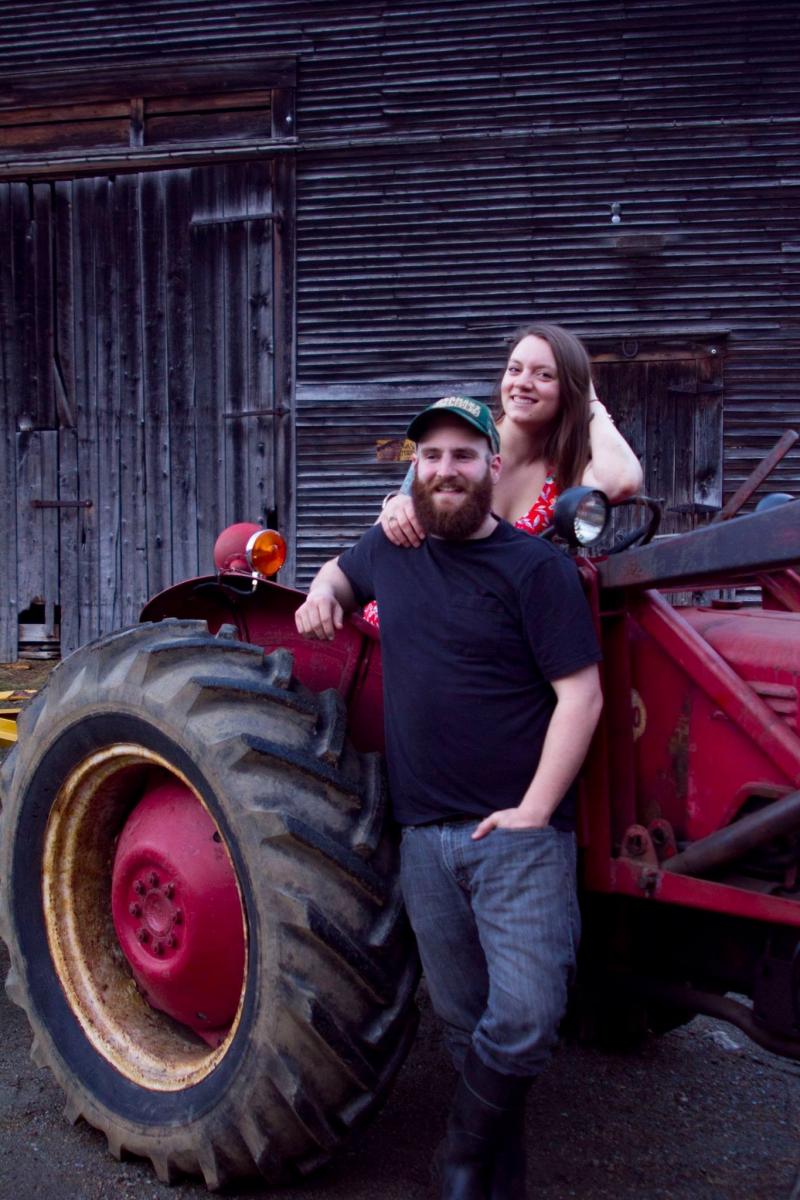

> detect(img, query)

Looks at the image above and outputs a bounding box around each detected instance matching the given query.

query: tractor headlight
[553,487,610,547]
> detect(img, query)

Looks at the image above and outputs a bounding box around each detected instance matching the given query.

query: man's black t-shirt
[338,520,602,829]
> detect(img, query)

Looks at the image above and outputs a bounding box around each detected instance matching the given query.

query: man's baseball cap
[406,395,500,453]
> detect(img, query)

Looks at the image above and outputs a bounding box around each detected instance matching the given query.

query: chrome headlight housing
[553,486,610,547]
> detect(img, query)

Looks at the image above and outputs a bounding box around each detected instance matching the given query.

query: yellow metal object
[0,690,37,746]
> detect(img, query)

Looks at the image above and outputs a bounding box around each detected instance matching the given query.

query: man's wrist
[308,581,337,601]
[517,798,556,825]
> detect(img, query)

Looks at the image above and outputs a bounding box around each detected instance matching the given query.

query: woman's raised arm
[581,391,643,501]
[375,464,426,547]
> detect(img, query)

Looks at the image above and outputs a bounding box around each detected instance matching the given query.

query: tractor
[1,438,799,1190]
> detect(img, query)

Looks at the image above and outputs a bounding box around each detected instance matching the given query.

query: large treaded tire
[0,620,419,1189]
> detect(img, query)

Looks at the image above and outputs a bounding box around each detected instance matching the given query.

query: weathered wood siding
[1,162,280,655]
[0,1,798,635]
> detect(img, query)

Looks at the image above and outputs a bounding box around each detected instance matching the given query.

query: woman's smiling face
[500,334,561,428]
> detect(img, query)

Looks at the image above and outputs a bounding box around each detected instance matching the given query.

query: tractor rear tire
[0,620,419,1189]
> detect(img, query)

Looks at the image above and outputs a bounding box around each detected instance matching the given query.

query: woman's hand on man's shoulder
[378,493,426,548]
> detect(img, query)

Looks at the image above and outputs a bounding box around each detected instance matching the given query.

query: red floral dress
[510,472,561,536]
[360,472,561,628]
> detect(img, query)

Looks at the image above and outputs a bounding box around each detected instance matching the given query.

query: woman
[381,321,641,546]
[361,323,642,626]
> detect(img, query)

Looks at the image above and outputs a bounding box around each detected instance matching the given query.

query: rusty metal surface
[712,429,800,521]
[43,745,241,1091]
[760,567,800,613]
[609,856,800,928]
[664,789,800,877]
[598,500,800,591]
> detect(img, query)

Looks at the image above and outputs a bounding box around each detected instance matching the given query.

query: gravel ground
[3,660,800,1198]
[2,939,800,1200]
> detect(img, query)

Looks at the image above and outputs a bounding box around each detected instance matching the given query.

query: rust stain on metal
[375,437,415,462]
[42,744,247,1092]
[668,703,691,801]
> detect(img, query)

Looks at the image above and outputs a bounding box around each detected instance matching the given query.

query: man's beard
[411,471,493,539]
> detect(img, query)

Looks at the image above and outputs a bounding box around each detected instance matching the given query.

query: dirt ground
[0,659,56,767]
[0,658,57,693]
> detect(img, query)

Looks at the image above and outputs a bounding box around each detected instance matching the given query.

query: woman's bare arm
[581,391,643,501]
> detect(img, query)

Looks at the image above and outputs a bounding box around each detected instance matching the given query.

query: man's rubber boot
[490,1099,529,1200]
[439,1047,530,1200]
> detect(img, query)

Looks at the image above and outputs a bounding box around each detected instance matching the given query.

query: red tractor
[1,445,799,1190]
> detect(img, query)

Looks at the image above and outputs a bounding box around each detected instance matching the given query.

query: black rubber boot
[439,1047,530,1200]
[489,1099,529,1200]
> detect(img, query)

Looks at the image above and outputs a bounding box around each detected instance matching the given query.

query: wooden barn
[0,0,798,660]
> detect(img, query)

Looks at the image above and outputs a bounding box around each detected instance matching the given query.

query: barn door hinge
[667,383,723,397]
[666,502,720,516]
[190,213,278,228]
[31,499,93,509]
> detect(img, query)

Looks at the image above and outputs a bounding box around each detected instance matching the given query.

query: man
[295,396,603,1200]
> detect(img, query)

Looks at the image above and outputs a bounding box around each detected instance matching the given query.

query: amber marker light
[246,529,287,578]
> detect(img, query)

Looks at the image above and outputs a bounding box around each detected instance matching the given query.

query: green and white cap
[406,395,500,453]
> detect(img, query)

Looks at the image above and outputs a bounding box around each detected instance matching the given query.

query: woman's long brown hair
[497,322,593,488]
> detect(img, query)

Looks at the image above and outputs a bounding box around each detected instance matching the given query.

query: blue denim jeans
[399,820,580,1078]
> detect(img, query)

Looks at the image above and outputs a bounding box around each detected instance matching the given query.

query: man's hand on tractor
[295,558,358,641]
[295,587,345,641]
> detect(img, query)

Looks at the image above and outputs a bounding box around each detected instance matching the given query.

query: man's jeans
[399,820,580,1077]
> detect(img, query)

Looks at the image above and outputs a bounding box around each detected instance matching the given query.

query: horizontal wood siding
[0,92,271,164]
[295,381,491,582]
[0,0,798,601]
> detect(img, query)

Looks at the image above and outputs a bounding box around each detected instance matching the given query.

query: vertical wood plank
[594,360,648,544]
[16,431,59,629]
[32,181,54,427]
[223,163,249,524]
[72,176,100,643]
[0,182,18,659]
[54,180,79,652]
[53,179,76,429]
[164,168,197,583]
[671,362,697,533]
[41,430,59,634]
[93,174,122,633]
[644,361,677,534]
[245,158,275,526]
[271,128,296,582]
[10,182,34,427]
[115,171,148,625]
[694,354,724,512]
[16,432,44,618]
[140,170,172,596]
[58,428,80,655]
[190,165,226,574]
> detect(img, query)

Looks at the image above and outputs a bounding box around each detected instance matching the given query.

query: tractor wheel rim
[42,744,248,1091]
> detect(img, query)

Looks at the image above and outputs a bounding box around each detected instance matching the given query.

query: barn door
[189,163,277,547]
[591,340,725,541]
[0,160,280,658]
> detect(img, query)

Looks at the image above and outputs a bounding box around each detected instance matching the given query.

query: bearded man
[295,397,603,1200]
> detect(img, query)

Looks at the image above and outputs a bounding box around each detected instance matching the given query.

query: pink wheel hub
[111,777,246,1047]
